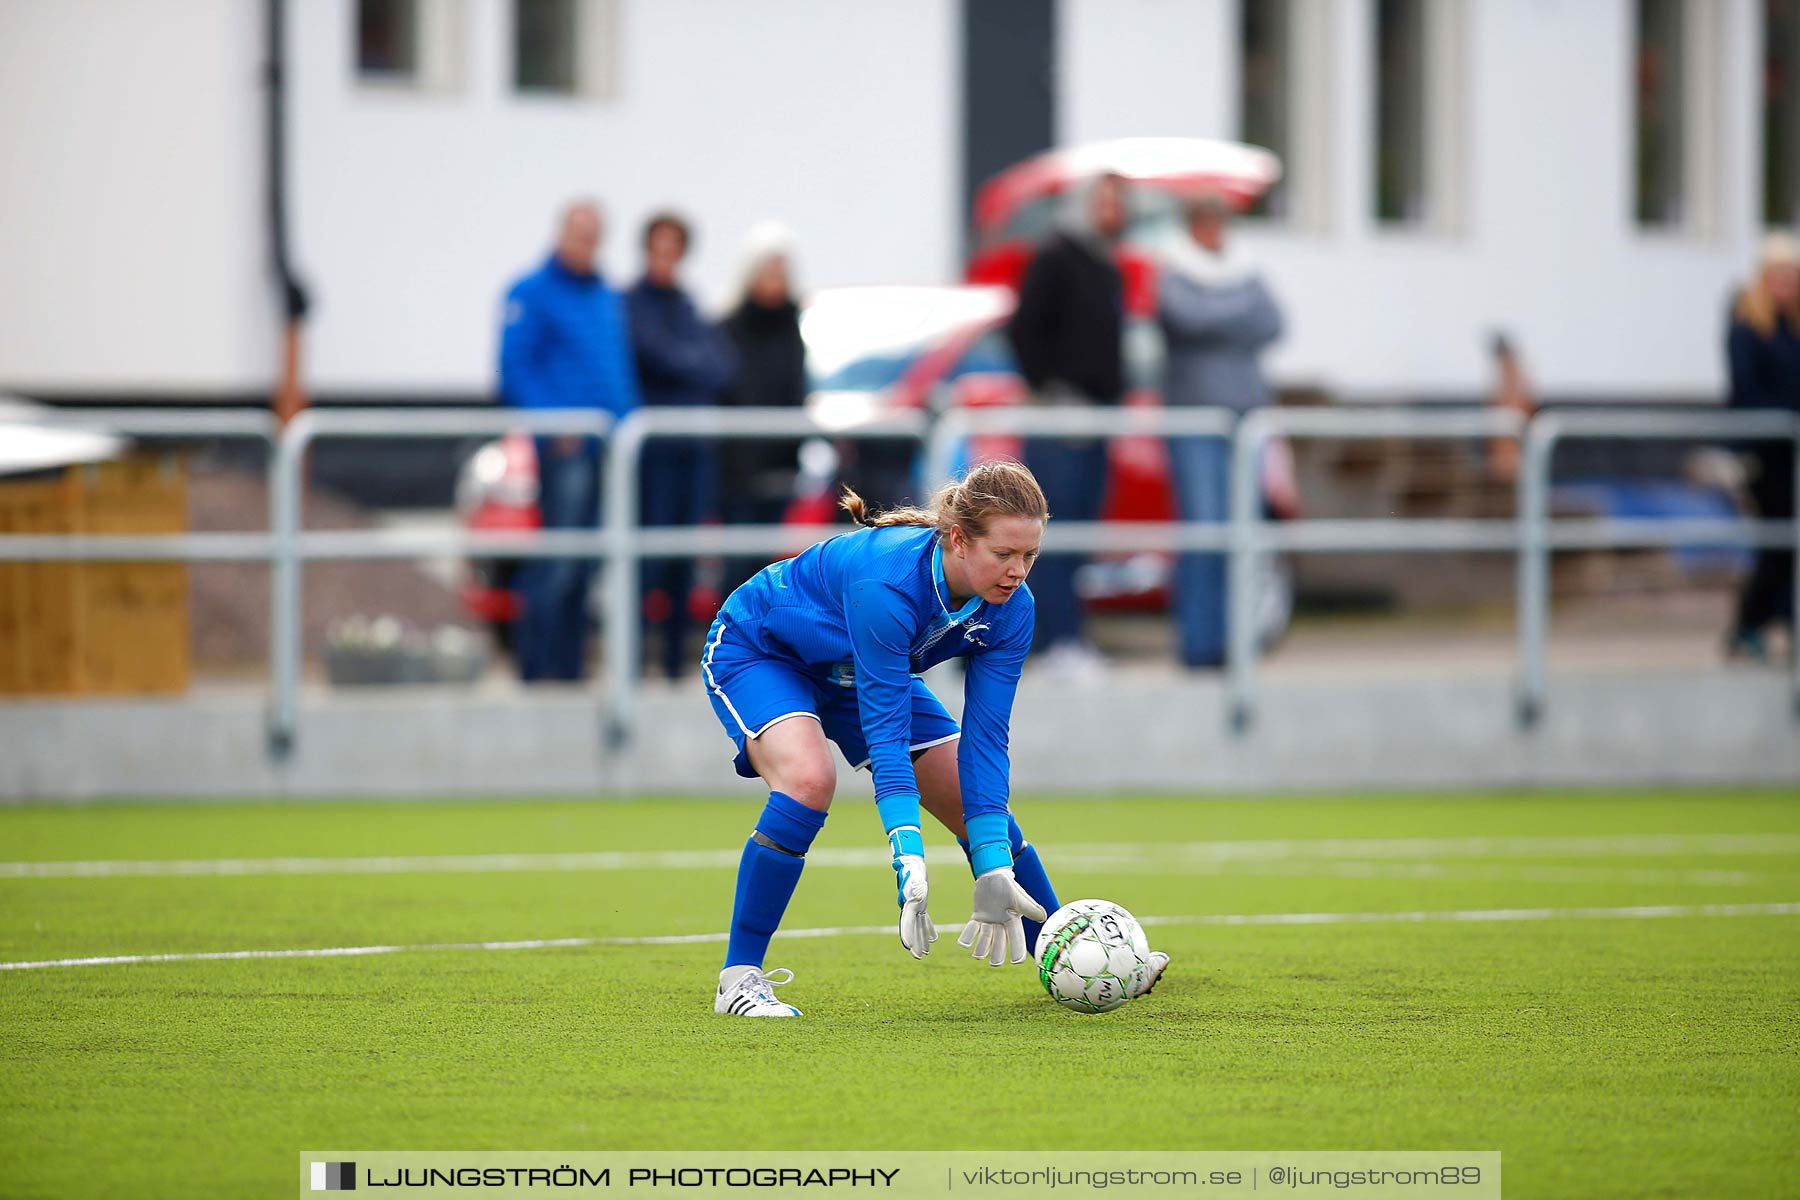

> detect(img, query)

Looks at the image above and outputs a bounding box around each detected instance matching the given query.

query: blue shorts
[701,617,961,779]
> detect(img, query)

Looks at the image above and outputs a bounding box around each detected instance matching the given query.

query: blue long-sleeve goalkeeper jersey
[720,524,1035,823]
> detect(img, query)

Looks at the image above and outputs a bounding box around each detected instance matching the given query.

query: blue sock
[1010,845,1059,956]
[957,815,1060,956]
[723,791,826,972]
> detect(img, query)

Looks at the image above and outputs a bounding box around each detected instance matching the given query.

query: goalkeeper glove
[957,866,1047,966]
[890,827,937,959]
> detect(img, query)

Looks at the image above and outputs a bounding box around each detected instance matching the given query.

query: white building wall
[287,0,959,393]
[0,0,273,392]
[1061,0,1765,400]
[0,0,1776,401]
[1056,0,1236,146]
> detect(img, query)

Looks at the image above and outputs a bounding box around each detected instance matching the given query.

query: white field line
[1055,833,1800,862]
[2,902,1796,972]
[1074,859,1770,887]
[5,833,1799,880]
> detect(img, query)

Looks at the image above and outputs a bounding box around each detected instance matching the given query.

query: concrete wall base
[3,671,1796,801]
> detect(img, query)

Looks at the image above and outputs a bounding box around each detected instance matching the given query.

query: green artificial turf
[2,790,1797,1198]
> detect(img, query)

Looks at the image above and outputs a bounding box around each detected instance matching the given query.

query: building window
[1634,0,1723,235]
[1374,0,1427,224]
[1635,0,1687,227]
[1239,0,1332,230]
[1371,0,1464,233]
[1240,0,1292,219]
[355,0,462,92]
[513,0,617,99]
[515,0,578,93]
[1766,0,1800,228]
[357,0,420,80]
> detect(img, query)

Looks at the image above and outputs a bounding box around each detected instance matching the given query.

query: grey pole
[267,410,311,762]
[1225,409,1262,734]
[1515,416,1555,729]
[603,412,647,751]
[923,408,973,492]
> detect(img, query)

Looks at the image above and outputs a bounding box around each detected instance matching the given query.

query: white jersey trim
[751,711,821,738]
[704,621,821,742]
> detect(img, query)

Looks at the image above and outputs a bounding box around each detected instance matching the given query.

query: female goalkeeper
[702,460,1167,1016]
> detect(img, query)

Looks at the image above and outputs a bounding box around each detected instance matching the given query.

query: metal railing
[601,406,930,744]
[924,406,1238,552]
[2,404,1795,766]
[268,407,616,758]
[1227,405,1528,731]
[0,408,278,564]
[1516,409,1800,726]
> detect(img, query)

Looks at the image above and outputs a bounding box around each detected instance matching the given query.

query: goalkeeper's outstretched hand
[957,867,1047,966]
[893,850,937,959]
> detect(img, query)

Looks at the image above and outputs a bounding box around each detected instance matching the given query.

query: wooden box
[0,453,191,695]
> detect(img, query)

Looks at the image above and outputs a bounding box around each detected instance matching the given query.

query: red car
[968,137,1282,310]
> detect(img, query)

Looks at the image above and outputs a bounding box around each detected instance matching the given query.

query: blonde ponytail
[839,460,1049,540]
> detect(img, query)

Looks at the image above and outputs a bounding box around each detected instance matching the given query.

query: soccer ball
[1034,899,1152,1014]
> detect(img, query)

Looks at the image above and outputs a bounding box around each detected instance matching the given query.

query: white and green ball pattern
[1034,899,1152,1013]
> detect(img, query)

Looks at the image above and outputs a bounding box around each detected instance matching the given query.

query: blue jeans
[514,438,600,682]
[1023,436,1109,653]
[1168,435,1231,667]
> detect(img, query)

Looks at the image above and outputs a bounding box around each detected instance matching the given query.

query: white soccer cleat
[1128,951,1171,999]
[715,965,802,1017]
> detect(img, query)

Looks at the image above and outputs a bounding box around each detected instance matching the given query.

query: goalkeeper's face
[947,515,1043,605]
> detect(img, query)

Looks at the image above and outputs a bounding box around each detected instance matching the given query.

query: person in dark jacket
[719,223,808,596]
[1724,233,1800,660]
[627,211,737,680]
[1004,172,1129,679]
[498,199,640,682]
[1156,192,1285,668]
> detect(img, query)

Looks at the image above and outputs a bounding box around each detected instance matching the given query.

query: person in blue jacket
[626,212,737,679]
[498,200,640,681]
[703,460,1170,1016]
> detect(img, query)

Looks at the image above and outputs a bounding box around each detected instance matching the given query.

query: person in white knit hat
[718,222,808,597]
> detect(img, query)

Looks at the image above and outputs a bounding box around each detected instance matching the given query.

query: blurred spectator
[1005,171,1129,679]
[1723,232,1800,661]
[499,199,639,682]
[1485,332,1537,485]
[719,222,808,595]
[1156,192,1284,669]
[627,211,738,680]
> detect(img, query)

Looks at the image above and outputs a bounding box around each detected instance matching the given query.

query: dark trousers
[640,440,718,680]
[1022,436,1109,652]
[1734,446,1796,635]
[722,494,789,600]
[514,438,599,682]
